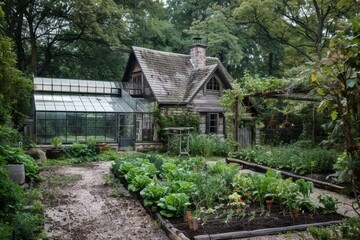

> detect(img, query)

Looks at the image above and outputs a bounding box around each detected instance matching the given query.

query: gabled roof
[122,46,233,104]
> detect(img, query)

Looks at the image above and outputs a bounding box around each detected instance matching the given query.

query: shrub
[0,145,40,182]
[63,144,96,159]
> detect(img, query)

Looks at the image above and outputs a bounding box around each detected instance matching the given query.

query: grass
[104,174,130,198]
[47,173,82,185]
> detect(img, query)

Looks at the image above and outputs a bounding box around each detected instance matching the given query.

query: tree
[186,4,244,74]
[234,0,359,64]
[0,6,32,127]
[2,0,128,79]
[312,20,360,215]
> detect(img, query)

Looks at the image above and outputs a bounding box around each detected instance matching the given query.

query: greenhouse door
[118,114,135,150]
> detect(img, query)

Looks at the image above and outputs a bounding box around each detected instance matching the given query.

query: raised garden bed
[165,204,343,240]
[226,157,344,192]
[111,154,346,240]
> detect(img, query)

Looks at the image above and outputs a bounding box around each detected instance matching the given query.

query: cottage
[31,38,234,150]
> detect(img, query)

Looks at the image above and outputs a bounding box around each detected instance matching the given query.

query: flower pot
[96,143,108,153]
[46,148,63,159]
[4,163,25,185]
[265,199,273,211]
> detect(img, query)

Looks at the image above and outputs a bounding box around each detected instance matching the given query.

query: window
[207,113,218,134]
[206,77,220,91]
[130,73,142,95]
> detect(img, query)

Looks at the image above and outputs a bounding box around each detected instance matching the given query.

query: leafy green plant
[127,175,151,192]
[168,180,197,195]
[249,170,281,208]
[63,144,96,159]
[50,137,62,149]
[140,176,168,207]
[295,179,314,199]
[339,217,360,240]
[308,226,333,240]
[0,145,40,182]
[318,194,339,214]
[156,193,191,218]
[232,143,338,175]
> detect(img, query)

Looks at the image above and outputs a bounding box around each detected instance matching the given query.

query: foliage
[50,137,62,149]
[140,176,168,207]
[249,170,281,208]
[127,175,151,192]
[0,167,45,239]
[308,226,336,240]
[309,218,360,239]
[317,194,340,214]
[168,133,231,157]
[156,193,191,218]
[153,108,199,142]
[63,144,96,159]
[312,20,360,215]
[0,125,21,146]
[0,6,32,127]
[339,217,360,240]
[295,179,314,199]
[111,153,322,222]
[0,145,40,182]
[230,142,338,175]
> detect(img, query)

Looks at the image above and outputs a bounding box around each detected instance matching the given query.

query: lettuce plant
[156,193,190,218]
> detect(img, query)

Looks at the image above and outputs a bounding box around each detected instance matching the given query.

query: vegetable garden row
[110,153,352,239]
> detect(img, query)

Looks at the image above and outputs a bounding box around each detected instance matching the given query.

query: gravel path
[42,161,168,240]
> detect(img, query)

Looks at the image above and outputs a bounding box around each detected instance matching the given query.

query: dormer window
[127,72,143,96]
[206,77,220,93]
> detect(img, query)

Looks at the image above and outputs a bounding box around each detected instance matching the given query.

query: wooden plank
[193,220,341,240]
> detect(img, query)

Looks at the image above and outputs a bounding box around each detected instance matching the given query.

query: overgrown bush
[230,142,338,175]
[0,167,45,239]
[0,145,40,182]
[63,144,96,158]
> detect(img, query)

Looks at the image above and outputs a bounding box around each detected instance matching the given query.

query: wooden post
[234,96,239,151]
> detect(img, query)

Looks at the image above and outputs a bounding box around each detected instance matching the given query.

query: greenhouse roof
[34,77,121,95]
[34,94,152,113]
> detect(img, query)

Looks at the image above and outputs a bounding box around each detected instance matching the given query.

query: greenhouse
[33,77,155,149]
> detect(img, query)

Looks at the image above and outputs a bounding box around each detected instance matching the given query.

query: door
[118,114,135,150]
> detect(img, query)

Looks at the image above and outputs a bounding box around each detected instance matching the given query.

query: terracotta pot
[96,143,108,153]
[265,199,273,211]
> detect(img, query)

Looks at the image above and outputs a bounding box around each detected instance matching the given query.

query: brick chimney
[190,36,207,68]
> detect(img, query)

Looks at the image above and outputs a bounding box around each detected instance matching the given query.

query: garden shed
[33,77,155,150]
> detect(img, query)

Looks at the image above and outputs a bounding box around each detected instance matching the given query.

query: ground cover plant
[0,145,45,239]
[230,141,339,175]
[111,154,344,239]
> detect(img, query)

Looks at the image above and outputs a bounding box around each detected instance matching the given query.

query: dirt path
[42,161,168,240]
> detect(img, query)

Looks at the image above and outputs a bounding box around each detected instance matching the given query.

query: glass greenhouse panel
[36,112,117,143]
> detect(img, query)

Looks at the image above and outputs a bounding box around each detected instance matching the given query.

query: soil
[170,204,344,239]
[41,159,358,240]
[41,161,168,240]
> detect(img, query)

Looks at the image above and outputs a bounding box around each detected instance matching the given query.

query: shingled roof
[122,46,233,104]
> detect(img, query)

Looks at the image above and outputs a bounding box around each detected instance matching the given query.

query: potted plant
[96,142,108,153]
[46,137,64,159]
